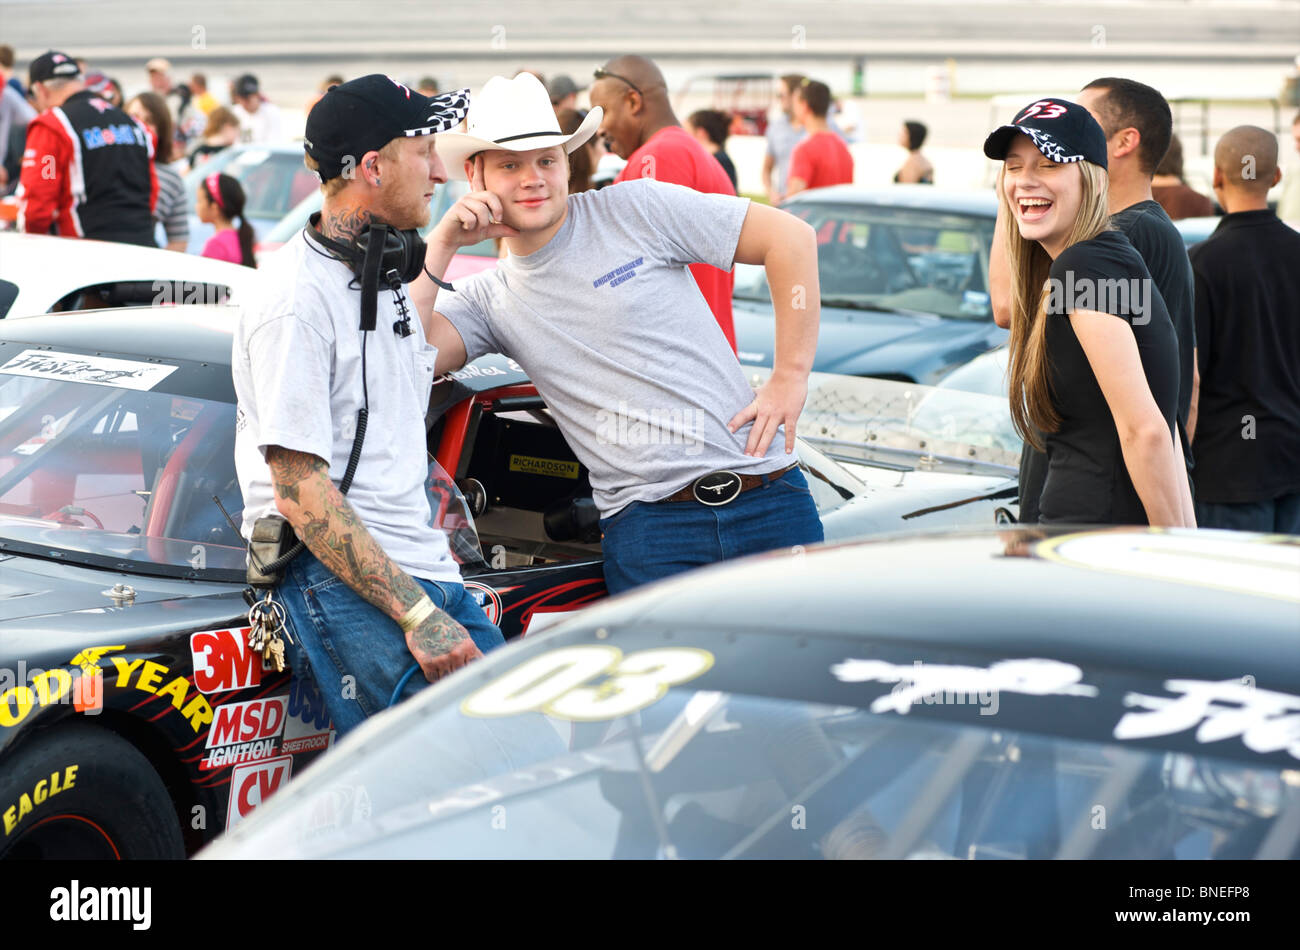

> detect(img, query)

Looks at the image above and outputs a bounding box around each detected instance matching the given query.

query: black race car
[0,304,1016,858]
[205,526,1300,860]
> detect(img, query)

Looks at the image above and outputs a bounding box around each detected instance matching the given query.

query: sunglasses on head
[593,67,644,97]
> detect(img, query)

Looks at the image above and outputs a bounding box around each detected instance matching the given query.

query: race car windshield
[0,369,247,576]
[214,624,1300,860]
[733,203,995,322]
[0,369,486,577]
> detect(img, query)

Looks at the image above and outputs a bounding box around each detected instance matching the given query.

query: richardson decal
[201,696,289,770]
[3,765,78,836]
[0,348,178,391]
[462,646,714,721]
[226,755,293,831]
[463,582,502,624]
[106,657,213,733]
[1115,679,1300,761]
[281,677,334,755]
[830,658,1099,715]
[508,454,579,479]
[191,627,263,695]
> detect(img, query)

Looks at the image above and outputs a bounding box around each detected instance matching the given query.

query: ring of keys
[247,590,292,672]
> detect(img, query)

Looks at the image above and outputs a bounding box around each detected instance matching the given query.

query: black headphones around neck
[307,212,454,333]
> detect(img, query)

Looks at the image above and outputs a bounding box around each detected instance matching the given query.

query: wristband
[397,594,436,633]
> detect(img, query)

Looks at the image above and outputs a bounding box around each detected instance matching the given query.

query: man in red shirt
[590,55,740,352]
[786,80,854,197]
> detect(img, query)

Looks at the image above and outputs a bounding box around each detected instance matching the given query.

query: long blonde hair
[998,158,1111,449]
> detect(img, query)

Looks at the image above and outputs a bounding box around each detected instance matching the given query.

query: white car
[0,233,255,320]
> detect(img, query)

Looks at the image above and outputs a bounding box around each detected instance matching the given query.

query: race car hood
[0,553,226,624]
[734,300,1007,384]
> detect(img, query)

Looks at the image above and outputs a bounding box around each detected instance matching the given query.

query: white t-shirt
[233,229,462,584]
[233,100,284,145]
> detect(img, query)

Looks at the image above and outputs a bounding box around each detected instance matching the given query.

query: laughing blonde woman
[985,98,1193,527]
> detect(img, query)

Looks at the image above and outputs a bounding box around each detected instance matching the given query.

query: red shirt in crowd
[615,124,739,353]
[788,130,854,192]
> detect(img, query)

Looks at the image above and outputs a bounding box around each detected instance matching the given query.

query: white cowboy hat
[437,73,602,180]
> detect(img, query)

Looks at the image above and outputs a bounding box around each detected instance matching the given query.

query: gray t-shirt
[0,84,36,170]
[438,178,795,516]
[233,230,462,585]
[765,113,805,194]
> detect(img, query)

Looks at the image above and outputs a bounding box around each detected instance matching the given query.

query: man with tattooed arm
[232,76,509,734]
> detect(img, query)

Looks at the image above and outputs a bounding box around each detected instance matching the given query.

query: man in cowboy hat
[233,75,506,736]
[413,72,824,596]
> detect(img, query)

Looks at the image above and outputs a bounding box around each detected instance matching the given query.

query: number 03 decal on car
[461,646,715,722]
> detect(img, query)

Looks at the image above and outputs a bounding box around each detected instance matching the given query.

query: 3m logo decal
[508,454,579,479]
[191,628,263,695]
[226,755,292,830]
[201,696,288,770]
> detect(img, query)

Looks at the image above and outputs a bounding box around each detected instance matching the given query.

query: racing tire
[0,721,185,860]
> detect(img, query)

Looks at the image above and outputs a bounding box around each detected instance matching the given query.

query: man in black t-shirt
[1189,126,1300,534]
[999,78,1197,523]
[1076,79,1196,439]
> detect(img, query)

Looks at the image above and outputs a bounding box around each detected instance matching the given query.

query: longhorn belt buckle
[692,470,742,506]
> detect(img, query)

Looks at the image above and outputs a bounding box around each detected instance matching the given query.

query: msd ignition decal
[226,755,292,831]
[201,696,288,770]
[463,582,503,624]
[281,676,334,755]
[190,627,263,695]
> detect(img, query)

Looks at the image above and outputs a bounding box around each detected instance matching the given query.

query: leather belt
[658,463,798,506]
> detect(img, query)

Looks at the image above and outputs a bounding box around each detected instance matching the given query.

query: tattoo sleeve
[267,446,426,621]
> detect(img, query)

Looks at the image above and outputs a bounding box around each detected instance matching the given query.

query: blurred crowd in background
[2,42,1298,265]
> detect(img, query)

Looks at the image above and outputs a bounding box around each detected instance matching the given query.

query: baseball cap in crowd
[303,73,471,182]
[29,50,81,86]
[145,57,172,73]
[437,72,602,180]
[546,73,584,105]
[84,71,113,95]
[233,74,260,98]
[983,97,1109,170]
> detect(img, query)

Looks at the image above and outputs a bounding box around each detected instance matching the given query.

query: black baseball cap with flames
[304,74,470,182]
[983,97,1108,169]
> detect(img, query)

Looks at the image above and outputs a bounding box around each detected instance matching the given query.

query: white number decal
[1018,100,1066,121]
[462,646,715,721]
[461,646,620,718]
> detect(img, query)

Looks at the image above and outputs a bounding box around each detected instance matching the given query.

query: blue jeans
[1196,492,1300,534]
[599,466,825,596]
[275,550,506,737]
